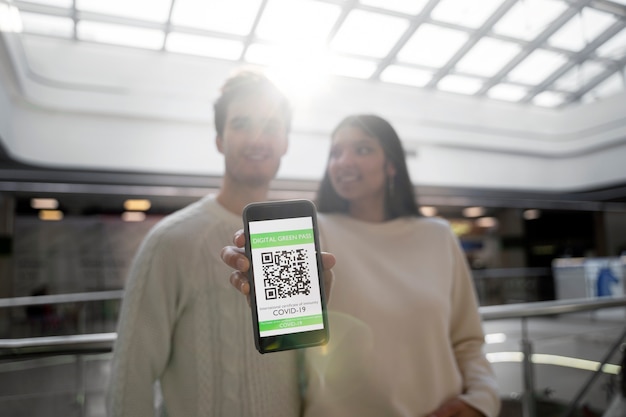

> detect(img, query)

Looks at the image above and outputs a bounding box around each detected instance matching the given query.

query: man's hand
[220,229,335,304]
[428,398,485,417]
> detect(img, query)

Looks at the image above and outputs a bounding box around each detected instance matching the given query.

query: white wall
[1,34,625,192]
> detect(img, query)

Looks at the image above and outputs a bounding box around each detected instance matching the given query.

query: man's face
[216,93,289,187]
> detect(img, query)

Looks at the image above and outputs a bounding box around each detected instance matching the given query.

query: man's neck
[216,181,270,216]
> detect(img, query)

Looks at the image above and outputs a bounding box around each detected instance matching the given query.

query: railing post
[561,327,626,417]
[76,305,87,417]
[76,354,85,417]
[521,317,536,417]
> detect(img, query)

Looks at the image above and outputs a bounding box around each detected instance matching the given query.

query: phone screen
[248,215,325,338]
[243,199,328,353]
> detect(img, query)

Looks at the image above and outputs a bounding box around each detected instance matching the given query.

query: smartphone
[242,199,329,354]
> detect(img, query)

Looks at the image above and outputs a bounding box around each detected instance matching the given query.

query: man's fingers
[221,245,249,271]
[320,252,335,302]
[229,270,251,296]
[320,252,336,271]
[224,232,251,306]
[428,398,483,417]
[233,229,246,247]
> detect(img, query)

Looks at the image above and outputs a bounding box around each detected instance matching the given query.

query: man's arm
[107,236,178,417]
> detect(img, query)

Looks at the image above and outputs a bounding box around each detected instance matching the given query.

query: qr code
[261,249,311,300]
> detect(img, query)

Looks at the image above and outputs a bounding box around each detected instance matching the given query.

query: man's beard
[226,162,280,188]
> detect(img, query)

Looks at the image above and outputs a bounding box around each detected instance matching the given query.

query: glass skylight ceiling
[2,0,626,108]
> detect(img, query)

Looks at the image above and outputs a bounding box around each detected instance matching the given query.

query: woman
[223,114,500,417]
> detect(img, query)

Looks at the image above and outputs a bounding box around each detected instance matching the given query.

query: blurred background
[0,0,626,416]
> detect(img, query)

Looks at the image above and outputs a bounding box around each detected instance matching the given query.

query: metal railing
[0,290,124,309]
[1,291,625,417]
[480,296,626,417]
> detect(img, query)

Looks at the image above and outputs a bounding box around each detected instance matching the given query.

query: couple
[107,69,500,417]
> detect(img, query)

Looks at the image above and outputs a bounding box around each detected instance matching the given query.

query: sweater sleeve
[447,229,501,417]
[107,229,183,417]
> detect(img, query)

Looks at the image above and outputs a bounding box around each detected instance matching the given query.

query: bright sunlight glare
[264,46,331,103]
[0,3,23,33]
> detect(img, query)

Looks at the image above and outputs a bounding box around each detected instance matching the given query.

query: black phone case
[242,199,329,354]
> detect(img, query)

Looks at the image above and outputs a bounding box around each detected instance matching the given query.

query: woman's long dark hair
[316,114,420,220]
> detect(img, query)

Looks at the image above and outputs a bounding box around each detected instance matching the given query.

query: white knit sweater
[107,195,300,417]
[303,213,501,417]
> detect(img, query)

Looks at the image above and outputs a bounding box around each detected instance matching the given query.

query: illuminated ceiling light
[419,206,438,217]
[553,61,606,92]
[450,220,473,236]
[31,198,59,210]
[583,73,625,102]
[263,47,332,101]
[485,333,507,344]
[19,11,73,38]
[76,0,172,23]
[523,209,541,220]
[39,210,64,221]
[122,211,146,222]
[437,74,483,95]
[430,0,505,29]
[533,91,567,108]
[245,43,332,100]
[245,44,330,91]
[397,23,468,68]
[532,353,620,375]
[507,49,568,85]
[124,199,151,211]
[16,0,73,7]
[76,20,165,50]
[486,351,524,363]
[492,0,567,41]
[548,7,617,53]
[485,352,621,375]
[596,27,626,59]
[170,0,262,37]
[462,206,485,218]
[455,37,521,78]
[475,216,498,228]
[255,0,340,46]
[487,84,529,102]
[330,10,409,59]
[359,0,429,15]
[0,3,23,33]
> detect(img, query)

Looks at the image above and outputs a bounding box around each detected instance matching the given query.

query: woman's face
[328,125,395,205]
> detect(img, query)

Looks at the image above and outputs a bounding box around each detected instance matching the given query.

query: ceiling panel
[1,0,625,108]
[430,0,505,29]
[75,0,173,23]
[170,0,262,36]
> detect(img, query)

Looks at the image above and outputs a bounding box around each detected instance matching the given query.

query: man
[107,70,334,417]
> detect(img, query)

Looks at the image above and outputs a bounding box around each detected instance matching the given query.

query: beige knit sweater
[107,195,300,417]
[303,213,501,417]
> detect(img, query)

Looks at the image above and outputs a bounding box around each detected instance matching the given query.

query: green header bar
[259,314,323,332]
[250,228,314,249]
